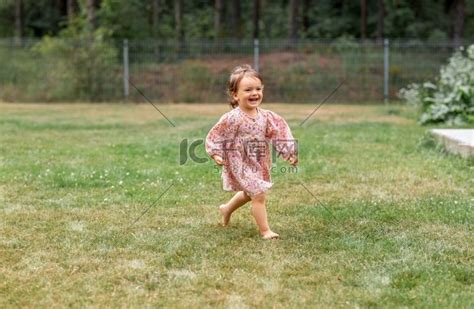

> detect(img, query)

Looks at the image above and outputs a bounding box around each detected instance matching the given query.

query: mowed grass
[0,102,472,307]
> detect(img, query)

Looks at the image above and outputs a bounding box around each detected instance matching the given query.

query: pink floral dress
[205,106,297,197]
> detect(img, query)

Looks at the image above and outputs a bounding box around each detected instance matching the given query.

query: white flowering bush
[398,44,474,126]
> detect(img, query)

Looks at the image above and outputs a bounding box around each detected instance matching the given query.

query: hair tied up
[227,64,263,108]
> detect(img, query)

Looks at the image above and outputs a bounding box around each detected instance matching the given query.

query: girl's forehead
[239,76,262,88]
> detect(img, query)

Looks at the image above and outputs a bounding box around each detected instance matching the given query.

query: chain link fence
[0,38,468,103]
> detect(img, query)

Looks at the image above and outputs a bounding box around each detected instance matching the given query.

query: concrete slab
[430,129,474,158]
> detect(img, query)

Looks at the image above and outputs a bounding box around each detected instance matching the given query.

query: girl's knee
[251,192,266,203]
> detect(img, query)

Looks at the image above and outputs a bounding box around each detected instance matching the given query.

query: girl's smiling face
[233,76,264,112]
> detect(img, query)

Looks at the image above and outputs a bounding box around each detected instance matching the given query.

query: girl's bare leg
[219,191,251,226]
[251,193,279,239]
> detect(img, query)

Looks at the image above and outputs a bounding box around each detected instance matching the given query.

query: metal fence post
[254,38,259,72]
[383,38,389,104]
[123,39,129,100]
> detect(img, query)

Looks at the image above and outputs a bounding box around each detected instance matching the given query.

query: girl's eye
[243,88,263,92]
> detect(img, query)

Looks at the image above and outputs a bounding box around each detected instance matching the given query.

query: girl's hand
[212,155,224,166]
[288,156,298,166]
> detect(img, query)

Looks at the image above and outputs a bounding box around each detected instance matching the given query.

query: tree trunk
[151,0,159,37]
[87,0,96,31]
[288,0,299,45]
[174,0,184,52]
[376,0,384,43]
[452,0,466,46]
[360,0,367,40]
[231,0,241,38]
[214,0,224,39]
[253,0,260,39]
[14,0,23,46]
[67,0,75,22]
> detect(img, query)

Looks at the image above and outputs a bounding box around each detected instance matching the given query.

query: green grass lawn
[0,103,472,307]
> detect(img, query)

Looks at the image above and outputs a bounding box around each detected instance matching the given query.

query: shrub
[33,27,120,101]
[398,44,474,126]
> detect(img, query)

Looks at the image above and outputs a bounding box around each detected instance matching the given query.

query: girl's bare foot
[219,204,231,226]
[261,230,279,240]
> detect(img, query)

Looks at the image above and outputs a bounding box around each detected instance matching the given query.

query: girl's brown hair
[227,64,263,108]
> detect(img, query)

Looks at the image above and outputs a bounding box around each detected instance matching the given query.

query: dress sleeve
[265,111,298,162]
[205,112,239,159]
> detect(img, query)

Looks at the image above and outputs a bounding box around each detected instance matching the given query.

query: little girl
[205,64,298,240]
